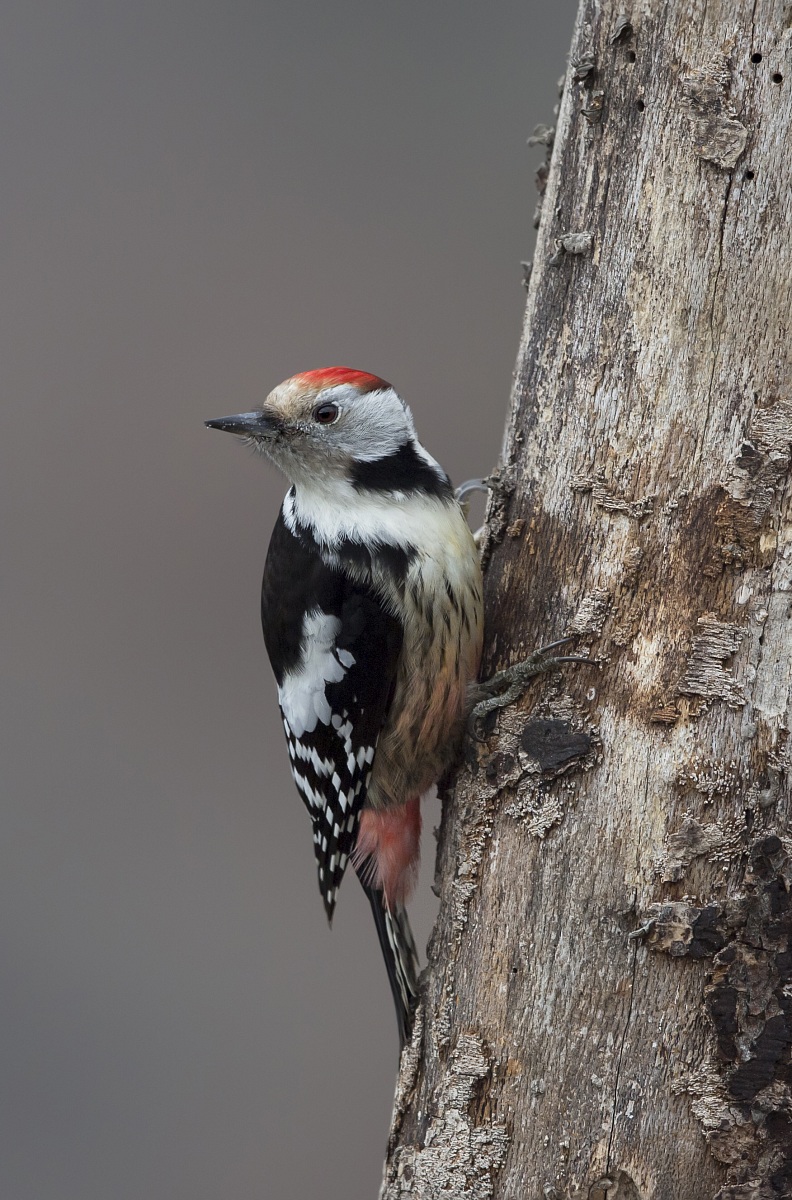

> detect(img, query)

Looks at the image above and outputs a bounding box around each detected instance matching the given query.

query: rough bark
[381,2,792,1198]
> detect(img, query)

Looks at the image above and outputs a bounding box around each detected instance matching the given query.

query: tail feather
[360,880,419,1050]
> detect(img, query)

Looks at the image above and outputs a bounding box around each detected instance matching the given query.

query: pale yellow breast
[369,507,483,808]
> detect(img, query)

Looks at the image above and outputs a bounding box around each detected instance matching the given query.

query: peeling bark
[381,1,792,1197]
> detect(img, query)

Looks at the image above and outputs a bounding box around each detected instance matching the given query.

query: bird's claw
[468,637,597,741]
[455,478,491,505]
[628,918,656,942]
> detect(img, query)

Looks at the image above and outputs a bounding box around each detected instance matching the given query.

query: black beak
[204,412,278,438]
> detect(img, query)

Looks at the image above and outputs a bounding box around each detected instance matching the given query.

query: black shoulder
[260,504,344,684]
[349,441,453,499]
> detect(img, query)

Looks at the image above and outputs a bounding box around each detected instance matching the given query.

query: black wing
[261,506,403,920]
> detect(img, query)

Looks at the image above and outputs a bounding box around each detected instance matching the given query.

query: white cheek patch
[278,611,348,736]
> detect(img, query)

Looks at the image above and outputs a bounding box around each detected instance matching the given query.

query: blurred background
[0,2,576,1197]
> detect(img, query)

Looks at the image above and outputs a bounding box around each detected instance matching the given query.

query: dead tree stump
[381,1,792,1197]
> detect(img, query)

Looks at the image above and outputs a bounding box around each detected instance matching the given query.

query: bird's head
[206,367,420,487]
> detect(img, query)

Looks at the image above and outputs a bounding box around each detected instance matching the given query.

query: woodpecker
[207,367,483,1047]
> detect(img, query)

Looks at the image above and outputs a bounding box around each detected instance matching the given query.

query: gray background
[0,2,575,1197]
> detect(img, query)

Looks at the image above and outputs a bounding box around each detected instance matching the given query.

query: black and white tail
[359,880,419,1049]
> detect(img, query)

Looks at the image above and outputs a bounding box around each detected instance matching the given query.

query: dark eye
[313,402,340,425]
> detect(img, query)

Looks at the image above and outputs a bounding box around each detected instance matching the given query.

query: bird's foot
[468,637,596,740]
[455,477,490,545]
[455,477,490,506]
[627,917,656,942]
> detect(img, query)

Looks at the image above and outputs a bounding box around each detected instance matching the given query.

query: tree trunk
[381,1,792,1197]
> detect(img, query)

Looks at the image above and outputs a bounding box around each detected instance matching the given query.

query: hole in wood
[744,169,756,180]
[636,98,645,111]
[772,72,783,83]
[752,52,763,63]
[627,50,636,63]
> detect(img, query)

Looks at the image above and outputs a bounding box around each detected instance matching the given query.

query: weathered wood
[381,2,792,1197]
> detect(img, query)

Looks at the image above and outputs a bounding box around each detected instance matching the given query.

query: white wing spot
[309,747,333,775]
[296,777,327,813]
[278,611,349,736]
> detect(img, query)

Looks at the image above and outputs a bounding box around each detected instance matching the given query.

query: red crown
[292,367,391,394]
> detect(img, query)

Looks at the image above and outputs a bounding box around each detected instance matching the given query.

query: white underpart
[278,611,348,736]
[282,463,462,561]
[285,477,479,657]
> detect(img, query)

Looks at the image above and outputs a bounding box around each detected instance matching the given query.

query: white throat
[283,476,453,553]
